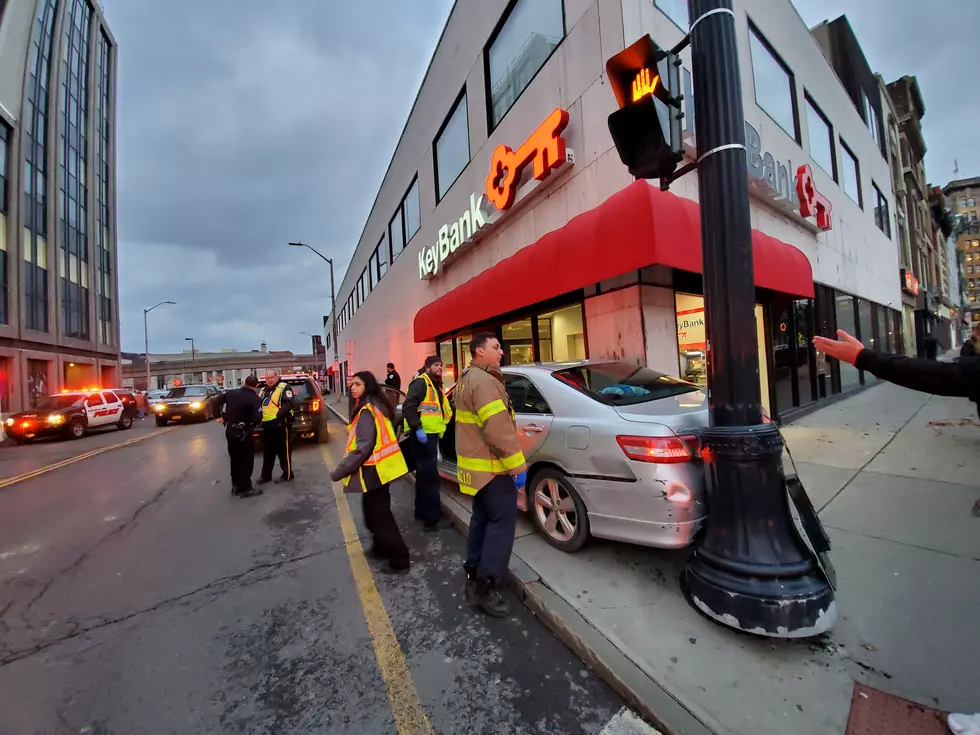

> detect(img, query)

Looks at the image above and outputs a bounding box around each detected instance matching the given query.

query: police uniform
[216,385,262,495]
[258,380,296,483]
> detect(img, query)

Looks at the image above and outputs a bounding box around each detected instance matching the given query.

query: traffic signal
[606,35,683,181]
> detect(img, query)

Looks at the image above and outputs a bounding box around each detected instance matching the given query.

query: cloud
[104,0,454,353]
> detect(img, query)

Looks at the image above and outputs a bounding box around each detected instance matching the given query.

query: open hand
[813,330,864,366]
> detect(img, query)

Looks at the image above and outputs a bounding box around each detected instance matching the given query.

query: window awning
[414,180,814,343]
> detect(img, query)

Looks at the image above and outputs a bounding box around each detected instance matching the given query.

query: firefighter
[403,355,453,531]
[454,332,527,617]
[330,371,411,574]
[257,370,296,485]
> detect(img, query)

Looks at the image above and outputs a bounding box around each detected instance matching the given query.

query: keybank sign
[417,194,495,280]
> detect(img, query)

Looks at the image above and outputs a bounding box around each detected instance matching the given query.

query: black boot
[463,565,478,606]
[475,577,510,618]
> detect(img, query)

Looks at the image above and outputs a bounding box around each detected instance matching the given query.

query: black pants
[226,428,254,491]
[465,474,518,581]
[362,485,410,570]
[411,434,442,526]
[261,422,293,480]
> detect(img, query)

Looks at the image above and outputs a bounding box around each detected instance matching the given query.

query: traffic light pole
[681,0,835,637]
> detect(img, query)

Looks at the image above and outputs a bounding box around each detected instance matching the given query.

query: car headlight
[189,401,202,410]
[4,418,12,426]
[153,404,166,411]
[47,415,66,425]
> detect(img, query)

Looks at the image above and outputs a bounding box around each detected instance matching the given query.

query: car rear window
[285,380,313,400]
[552,363,700,406]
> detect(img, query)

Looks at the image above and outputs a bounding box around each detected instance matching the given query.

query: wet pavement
[0,415,647,734]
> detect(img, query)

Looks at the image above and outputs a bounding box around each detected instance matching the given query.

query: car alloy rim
[72,423,83,436]
[533,477,577,542]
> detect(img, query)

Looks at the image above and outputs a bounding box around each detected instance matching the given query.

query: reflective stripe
[342,403,409,489]
[455,410,480,425]
[261,382,288,422]
[477,399,507,423]
[457,449,526,474]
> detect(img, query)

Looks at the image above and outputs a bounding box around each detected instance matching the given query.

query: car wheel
[68,418,86,440]
[530,468,590,552]
[155,416,168,427]
[117,415,133,431]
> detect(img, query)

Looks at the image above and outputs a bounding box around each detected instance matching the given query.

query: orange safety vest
[403,372,453,437]
[343,403,409,490]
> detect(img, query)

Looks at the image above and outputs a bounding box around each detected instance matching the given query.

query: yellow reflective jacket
[341,402,409,492]
[403,372,453,437]
[453,364,526,495]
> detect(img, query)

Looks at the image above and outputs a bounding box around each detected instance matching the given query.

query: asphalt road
[0,414,652,734]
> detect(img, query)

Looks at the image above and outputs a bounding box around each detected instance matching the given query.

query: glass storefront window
[501,318,533,365]
[675,293,770,415]
[438,341,455,385]
[536,304,585,362]
[794,299,816,407]
[857,298,875,383]
[455,334,473,375]
[876,305,889,353]
[835,293,861,391]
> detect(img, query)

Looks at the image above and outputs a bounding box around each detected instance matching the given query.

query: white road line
[599,707,663,735]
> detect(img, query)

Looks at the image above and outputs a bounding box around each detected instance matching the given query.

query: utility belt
[226,422,249,441]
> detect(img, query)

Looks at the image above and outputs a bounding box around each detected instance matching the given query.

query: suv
[251,374,329,444]
[4,389,134,443]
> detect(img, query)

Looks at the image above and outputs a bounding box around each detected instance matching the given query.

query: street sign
[605,35,684,181]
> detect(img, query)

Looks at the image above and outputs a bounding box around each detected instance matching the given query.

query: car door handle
[523,425,544,434]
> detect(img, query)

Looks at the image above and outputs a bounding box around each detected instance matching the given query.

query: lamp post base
[682,423,836,639]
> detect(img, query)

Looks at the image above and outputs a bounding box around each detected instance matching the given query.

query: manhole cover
[845,682,949,735]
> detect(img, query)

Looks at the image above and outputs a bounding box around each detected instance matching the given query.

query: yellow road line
[320,446,432,735]
[0,426,179,490]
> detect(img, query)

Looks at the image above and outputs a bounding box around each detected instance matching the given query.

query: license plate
[173,415,182,420]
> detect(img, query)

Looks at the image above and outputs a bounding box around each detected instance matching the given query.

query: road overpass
[121,352,325,380]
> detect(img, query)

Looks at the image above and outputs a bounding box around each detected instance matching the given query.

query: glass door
[501,319,533,365]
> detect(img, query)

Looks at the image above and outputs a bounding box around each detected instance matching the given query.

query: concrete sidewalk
[327,384,980,734]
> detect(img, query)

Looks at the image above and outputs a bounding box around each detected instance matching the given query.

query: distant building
[942,176,980,336]
[0,0,119,411]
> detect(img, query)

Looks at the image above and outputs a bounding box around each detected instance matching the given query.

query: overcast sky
[107,0,975,356]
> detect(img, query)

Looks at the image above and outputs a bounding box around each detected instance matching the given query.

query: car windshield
[285,380,312,400]
[167,386,207,398]
[148,390,168,399]
[35,394,84,410]
[552,363,700,406]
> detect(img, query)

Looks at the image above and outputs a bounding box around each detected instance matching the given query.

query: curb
[323,402,716,735]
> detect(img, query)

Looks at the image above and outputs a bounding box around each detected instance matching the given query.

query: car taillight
[616,435,694,464]
[311,399,321,412]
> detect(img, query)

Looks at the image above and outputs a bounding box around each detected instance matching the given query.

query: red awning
[414,180,814,343]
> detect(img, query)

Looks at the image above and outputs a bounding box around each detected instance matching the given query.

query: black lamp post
[681,0,836,637]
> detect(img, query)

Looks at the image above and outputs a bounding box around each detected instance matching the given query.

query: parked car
[146,389,169,408]
[151,384,223,425]
[4,389,134,443]
[422,361,710,553]
[251,374,329,444]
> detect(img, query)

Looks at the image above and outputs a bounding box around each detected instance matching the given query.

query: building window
[59,0,93,341]
[862,88,883,155]
[840,139,862,208]
[873,183,890,238]
[970,198,977,207]
[389,205,404,261]
[486,0,564,129]
[403,177,420,242]
[0,122,9,325]
[23,0,59,333]
[96,30,113,346]
[748,23,799,141]
[804,94,836,181]
[655,0,689,30]
[376,235,388,282]
[434,90,469,202]
[835,293,861,390]
[973,212,978,222]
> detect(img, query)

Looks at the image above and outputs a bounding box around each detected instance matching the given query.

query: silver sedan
[435,361,710,553]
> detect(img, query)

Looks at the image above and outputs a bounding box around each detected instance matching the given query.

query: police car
[251,374,329,444]
[4,388,135,444]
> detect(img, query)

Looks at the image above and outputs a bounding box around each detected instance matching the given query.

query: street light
[144,301,176,392]
[287,242,338,365]
[184,337,196,363]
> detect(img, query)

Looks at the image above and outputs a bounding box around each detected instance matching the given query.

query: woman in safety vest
[329,371,411,575]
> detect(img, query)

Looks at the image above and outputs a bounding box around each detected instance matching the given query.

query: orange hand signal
[631,67,660,102]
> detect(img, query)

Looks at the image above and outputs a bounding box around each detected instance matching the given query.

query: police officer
[454,333,527,617]
[216,375,263,497]
[403,355,453,531]
[257,370,296,485]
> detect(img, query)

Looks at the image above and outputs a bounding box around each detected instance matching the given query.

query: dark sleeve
[402,377,426,431]
[247,392,262,427]
[330,411,375,481]
[215,393,227,416]
[394,373,401,391]
[277,385,296,419]
[855,349,980,401]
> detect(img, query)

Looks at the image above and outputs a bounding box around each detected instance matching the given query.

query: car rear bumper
[251,413,321,438]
